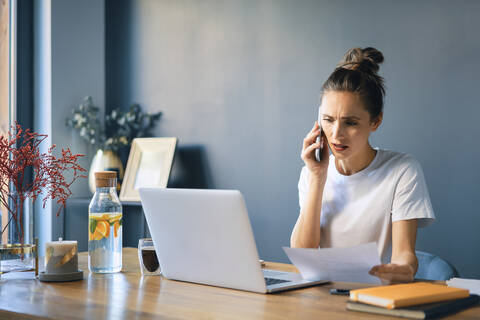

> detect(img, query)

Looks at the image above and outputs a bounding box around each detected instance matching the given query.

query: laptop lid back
[139,188,267,293]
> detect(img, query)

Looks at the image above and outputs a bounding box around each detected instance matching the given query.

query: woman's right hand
[301,121,330,180]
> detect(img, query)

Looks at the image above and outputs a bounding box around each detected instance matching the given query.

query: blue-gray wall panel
[106,0,480,277]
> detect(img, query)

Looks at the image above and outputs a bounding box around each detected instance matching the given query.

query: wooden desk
[0,248,478,319]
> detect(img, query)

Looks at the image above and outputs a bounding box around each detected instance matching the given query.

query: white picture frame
[120,137,177,202]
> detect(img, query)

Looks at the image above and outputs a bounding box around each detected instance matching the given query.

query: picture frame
[120,137,177,202]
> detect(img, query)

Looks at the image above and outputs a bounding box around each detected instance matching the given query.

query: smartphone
[315,105,322,162]
[329,288,350,296]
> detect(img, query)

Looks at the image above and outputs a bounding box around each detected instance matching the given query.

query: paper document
[283,242,381,284]
[447,278,480,295]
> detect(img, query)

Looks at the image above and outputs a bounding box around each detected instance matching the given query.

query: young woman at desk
[291,47,435,284]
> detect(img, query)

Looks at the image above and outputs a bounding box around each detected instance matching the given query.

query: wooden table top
[0,247,478,319]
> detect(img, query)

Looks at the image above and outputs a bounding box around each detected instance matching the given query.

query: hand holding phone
[315,106,323,162]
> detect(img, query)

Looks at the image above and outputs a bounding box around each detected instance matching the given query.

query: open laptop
[138,188,328,293]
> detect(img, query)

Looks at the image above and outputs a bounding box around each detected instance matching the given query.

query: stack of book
[347,282,479,319]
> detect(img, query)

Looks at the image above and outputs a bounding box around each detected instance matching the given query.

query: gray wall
[34,0,105,254]
[51,0,105,199]
[107,0,480,278]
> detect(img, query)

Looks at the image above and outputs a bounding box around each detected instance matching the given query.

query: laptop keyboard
[264,277,291,286]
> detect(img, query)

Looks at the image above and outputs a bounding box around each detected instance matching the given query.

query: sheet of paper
[283,242,381,284]
[447,278,480,295]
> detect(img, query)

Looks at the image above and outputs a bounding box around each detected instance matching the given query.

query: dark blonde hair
[322,47,385,121]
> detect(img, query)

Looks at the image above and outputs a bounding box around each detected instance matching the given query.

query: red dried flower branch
[0,123,87,244]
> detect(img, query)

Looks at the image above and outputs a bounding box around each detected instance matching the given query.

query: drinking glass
[138,238,161,275]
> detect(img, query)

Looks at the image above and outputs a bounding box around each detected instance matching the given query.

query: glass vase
[0,193,36,274]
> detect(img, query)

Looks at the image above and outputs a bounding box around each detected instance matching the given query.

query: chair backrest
[415,250,460,281]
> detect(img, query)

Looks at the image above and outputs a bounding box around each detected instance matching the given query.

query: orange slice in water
[114,221,120,238]
[95,220,110,239]
[108,214,121,225]
[92,229,103,241]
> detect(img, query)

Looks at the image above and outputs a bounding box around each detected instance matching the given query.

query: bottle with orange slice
[88,171,122,273]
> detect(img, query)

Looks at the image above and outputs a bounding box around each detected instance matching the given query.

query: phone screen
[315,105,322,162]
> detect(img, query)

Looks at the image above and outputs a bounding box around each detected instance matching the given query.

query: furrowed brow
[322,114,361,120]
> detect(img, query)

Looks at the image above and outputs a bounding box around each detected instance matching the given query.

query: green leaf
[89,218,97,234]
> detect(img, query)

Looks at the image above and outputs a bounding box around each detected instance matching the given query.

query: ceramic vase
[88,149,124,194]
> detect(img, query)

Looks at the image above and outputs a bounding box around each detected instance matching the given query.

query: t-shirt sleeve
[391,157,435,228]
[298,166,310,211]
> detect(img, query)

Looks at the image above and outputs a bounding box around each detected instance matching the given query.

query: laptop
[138,188,328,293]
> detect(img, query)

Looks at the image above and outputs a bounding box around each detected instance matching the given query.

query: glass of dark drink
[138,238,161,276]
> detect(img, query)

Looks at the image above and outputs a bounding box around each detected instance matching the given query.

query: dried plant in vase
[0,123,86,273]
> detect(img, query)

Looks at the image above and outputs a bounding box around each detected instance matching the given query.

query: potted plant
[65,96,162,193]
[0,124,86,273]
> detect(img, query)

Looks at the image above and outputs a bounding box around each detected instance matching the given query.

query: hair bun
[339,47,384,74]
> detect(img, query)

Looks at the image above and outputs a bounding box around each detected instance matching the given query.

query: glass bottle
[88,171,122,273]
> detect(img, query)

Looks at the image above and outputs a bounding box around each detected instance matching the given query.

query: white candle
[45,238,78,274]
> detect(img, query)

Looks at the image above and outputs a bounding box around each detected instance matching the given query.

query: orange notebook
[349,282,470,309]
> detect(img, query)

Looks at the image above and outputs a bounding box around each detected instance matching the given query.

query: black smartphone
[315,105,323,162]
[329,288,350,296]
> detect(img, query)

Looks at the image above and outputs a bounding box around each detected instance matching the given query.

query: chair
[415,251,460,281]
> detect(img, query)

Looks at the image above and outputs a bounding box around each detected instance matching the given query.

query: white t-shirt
[298,149,435,263]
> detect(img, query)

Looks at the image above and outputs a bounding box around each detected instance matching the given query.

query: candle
[45,238,78,274]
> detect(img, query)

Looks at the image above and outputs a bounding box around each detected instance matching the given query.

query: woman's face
[320,91,381,161]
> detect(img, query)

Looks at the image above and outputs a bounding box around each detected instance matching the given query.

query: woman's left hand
[369,263,415,284]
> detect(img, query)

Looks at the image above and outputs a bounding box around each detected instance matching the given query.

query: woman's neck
[335,144,377,176]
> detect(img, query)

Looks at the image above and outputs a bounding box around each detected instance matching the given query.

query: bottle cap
[95,171,117,188]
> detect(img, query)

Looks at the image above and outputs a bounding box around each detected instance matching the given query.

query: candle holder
[38,238,83,282]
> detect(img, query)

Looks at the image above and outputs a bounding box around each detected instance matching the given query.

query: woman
[290,47,435,284]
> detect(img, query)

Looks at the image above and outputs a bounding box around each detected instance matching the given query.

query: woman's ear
[370,112,383,132]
